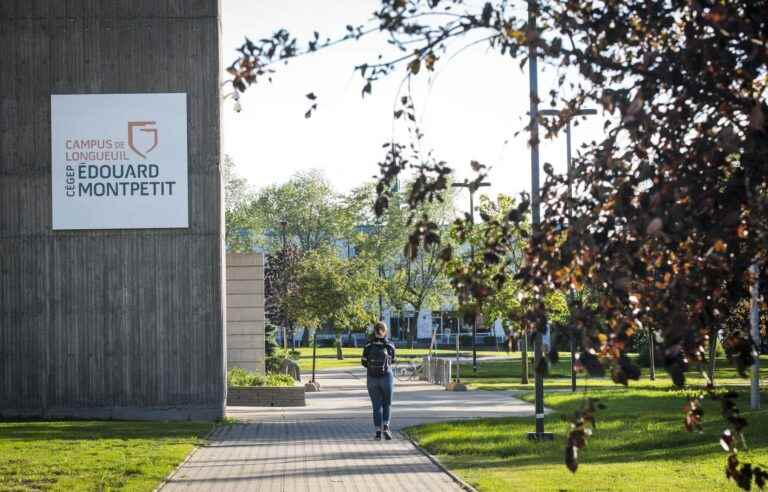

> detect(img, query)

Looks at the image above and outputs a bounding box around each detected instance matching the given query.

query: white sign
[51,93,189,230]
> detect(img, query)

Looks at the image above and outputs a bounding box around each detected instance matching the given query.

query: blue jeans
[367,372,394,428]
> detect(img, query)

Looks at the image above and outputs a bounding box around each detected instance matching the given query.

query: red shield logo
[128,121,158,158]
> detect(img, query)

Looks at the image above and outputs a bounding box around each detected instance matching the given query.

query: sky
[221,0,606,203]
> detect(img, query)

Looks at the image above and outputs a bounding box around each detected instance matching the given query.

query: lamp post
[304,328,321,392]
[279,219,289,350]
[526,0,553,442]
[540,107,596,392]
[750,263,761,410]
[452,179,491,374]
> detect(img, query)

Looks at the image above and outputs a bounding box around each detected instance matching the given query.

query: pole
[470,190,478,373]
[569,332,577,392]
[455,321,461,382]
[539,108,596,393]
[280,220,288,350]
[378,265,384,321]
[451,180,489,373]
[521,332,529,384]
[311,330,318,383]
[566,120,577,392]
[648,328,656,380]
[527,0,551,441]
[751,263,761,410]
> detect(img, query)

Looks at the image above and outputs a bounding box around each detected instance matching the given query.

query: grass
[456,354,768,391]
[406,387,768,491]
[0,420,214,491]
[292,346,504,371]
[406,355,768,491]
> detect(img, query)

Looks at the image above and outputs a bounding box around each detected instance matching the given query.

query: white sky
[221,0,606,203]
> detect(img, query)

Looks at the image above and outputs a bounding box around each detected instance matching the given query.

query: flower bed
[226,368,305,407]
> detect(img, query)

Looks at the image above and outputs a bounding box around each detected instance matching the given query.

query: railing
[422,356,452,388]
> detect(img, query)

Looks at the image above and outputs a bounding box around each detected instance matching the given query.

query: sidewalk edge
[400,430,479,492]
[153,423,220,491]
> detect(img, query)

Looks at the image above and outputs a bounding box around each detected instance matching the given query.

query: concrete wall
[226,253,265,374]
[0,1,225,420]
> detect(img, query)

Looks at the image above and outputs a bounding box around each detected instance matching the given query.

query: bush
[288,349,301,360]
[227,368,296,387]
[459,335,473,347]
[265,373,296,387]
[228,367,266,387]
[266,348,287,373]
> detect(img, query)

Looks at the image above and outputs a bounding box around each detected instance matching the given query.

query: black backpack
[367,342,392,377]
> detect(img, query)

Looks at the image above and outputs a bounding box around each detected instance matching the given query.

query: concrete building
[226,253,266,374]
[0,0,226,420]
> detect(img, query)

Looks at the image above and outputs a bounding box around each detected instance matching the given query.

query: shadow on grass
[0,421,212,442]
[406,389,768,469]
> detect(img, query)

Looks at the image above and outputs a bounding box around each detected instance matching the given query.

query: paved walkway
[162,369,535,491]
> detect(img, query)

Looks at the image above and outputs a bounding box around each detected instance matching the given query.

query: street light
[526,0,553,442]
[540,107,597,392]
[452,179,491,374]
[750,263,762,410]
[279,219,289,350]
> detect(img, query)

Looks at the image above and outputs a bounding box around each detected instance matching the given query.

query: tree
[394,191,455,349]
[350,180,455,345]
[346,181,409,320]
[476,194,528,339]
[265,245,302,348]
[229,0,768,484]
[223,154,251,211]
[284,247,378,360]
[446,193,534,376]
[264,322,281,372]
[223,155,257,252]
[248,170,357,254]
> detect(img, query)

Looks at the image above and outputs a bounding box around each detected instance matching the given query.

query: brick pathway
[162,368,534,491]
[161,421,462,491]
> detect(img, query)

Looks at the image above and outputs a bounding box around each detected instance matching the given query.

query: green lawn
[406,387,768,491]
[293,346,504,372]
[0,420,214,491]
[457,354,768,391]
[406,356,768,491]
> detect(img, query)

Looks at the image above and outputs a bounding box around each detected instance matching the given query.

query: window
[389,312,416,340]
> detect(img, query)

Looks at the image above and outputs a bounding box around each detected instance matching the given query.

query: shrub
[482,335,498,346]
[265,373,296,387]
[266,347,287,373]
[228,367,266,387]
[459,335,473,347]
[265,322,279,357]
[227,368,296,387]
[288,349,301,360]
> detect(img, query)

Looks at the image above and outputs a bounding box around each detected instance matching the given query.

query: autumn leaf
[408,57,421,75]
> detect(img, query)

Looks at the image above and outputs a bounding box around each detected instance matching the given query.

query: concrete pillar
[0,0,224,420]
[226,253,266,374]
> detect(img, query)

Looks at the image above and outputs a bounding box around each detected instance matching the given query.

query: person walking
[361,322,396,440]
